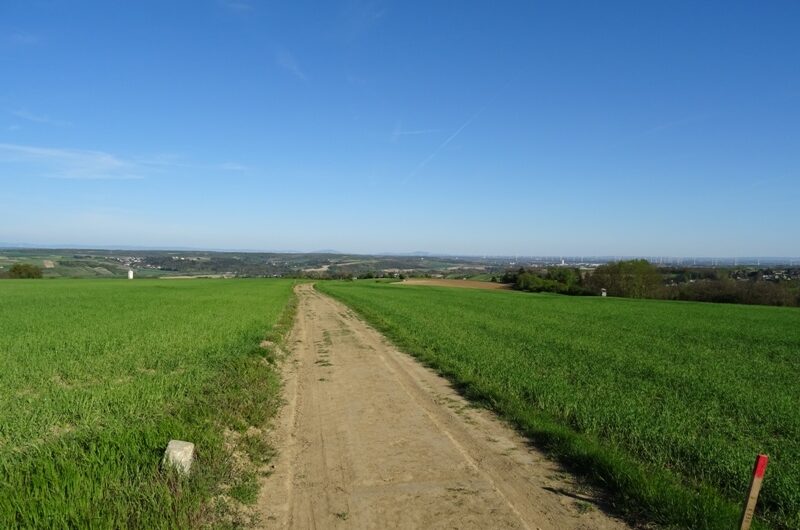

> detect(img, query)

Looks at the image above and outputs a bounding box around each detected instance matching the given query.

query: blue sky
[1,1,798,256]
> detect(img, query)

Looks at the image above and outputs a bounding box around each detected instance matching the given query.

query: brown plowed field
[400,278,510,290]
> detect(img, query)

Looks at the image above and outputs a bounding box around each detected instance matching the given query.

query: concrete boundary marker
[163,440,195,476]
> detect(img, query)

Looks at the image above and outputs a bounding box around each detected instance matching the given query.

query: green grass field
[0,279,296,529]
[317,281,800,529]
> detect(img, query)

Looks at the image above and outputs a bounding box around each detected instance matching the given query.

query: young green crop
[317,281,800,530]
[0,278,296,528]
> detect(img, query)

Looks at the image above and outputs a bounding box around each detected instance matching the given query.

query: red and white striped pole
[739,454,769,530]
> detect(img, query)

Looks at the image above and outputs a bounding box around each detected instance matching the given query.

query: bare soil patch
[401,278,511,290]
[159,274,228,279]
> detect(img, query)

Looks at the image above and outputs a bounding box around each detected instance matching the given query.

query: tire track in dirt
[257,284,631,529]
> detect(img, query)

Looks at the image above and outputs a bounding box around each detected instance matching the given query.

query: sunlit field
[0,279,295,528]
[318,280,800,529]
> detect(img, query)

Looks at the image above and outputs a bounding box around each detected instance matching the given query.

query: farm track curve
[256,283,631,529]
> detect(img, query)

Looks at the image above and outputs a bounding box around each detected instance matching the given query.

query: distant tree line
[143,255,295,277]
[318,271,406,280]
[665,277,798,306]
[500,260,800,307]
[0,264,43,279]
[501,267,593,295]
[585,260,663,298]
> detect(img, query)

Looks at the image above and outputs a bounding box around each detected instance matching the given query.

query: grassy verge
[0,279,297,528]
[317,280,800,529]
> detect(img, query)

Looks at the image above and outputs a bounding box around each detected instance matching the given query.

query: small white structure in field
[601,288,607,297]
[128,269,134,280]
[163,440,195,475]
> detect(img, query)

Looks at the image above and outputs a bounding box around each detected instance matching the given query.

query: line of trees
[502,260,662,298]
[501,260,800,307]
[501,267,593,296]
[666,278,799,306]
[584,259,662,298]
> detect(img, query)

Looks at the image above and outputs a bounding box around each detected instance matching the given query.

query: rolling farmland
[0,279,296,528]
[4,275,799,529]
[317,281,800,529]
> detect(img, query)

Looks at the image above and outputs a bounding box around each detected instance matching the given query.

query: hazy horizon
[2,1,799,256]
[2,241,799,263]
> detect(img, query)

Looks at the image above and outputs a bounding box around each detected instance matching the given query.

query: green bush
[8,263,43,279]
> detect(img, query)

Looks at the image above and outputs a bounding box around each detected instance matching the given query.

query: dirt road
[257,284,630,529]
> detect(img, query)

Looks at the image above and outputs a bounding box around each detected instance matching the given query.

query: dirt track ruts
[257,284,631,529]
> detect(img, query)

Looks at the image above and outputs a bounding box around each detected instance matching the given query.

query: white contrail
[403,106,485,183]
